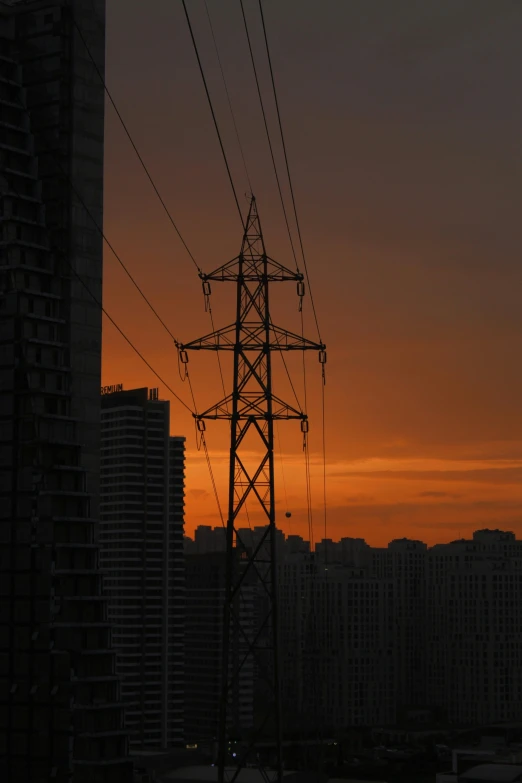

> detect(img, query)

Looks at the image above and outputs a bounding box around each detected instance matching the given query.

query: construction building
[0,0,132,780]
[100,387,186,749]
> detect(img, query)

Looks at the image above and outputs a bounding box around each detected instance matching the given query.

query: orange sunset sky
[100,0,522,547]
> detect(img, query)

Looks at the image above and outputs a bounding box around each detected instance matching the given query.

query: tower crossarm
[195,394,306,421]
[180,324,324,353]
[201,256,303,283]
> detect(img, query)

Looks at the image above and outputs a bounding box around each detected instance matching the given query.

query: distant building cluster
[184,526,522,739]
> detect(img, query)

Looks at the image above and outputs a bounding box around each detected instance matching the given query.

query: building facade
[278,553,396,733]
[426,530,522,724]
[371,538,427,711]
[185,526,522,731]
[184,551,254,745]
[0,1,133,781]
[100,387,185,750]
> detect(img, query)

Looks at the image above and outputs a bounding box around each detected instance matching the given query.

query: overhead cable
[239,0,299,272]
[15,98,194,415]
[321,381,327,548]
[72,267,194,415]
[258,0,323,342]
[205,1,252,194]
[66,161,178,343]
[72,17,201,273]
[182,0,245,229]
[74,14,232,428]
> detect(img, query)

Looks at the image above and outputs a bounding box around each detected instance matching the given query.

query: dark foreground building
[185,551,254,746]
[0,1,132,780]
[100,387,186,750]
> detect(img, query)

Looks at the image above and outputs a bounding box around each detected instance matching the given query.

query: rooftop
[460,765,522,783]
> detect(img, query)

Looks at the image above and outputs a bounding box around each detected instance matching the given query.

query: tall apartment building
[426,530,522,724]
[186,526,522,731]
[371,538,427,710]
[100,387,185,750]
[193,524,226,554]
[185,551,254,744]
[0,2,132,781]
[278,553,396,732]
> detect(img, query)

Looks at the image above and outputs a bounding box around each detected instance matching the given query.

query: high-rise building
[371,538,427,710]
[0,2,133,781]
[278,553,396,732]
[426,531,522,724]
[100,387,186,750]
[193,524,226,554]
[184,551,254,745]
[184,526,522,731]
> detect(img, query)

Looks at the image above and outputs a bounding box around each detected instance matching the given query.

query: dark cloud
[378,0,521,68]
[419,491,461,499]
[344,493,376,504]
[332,467,522,485]
[188,488,210,500]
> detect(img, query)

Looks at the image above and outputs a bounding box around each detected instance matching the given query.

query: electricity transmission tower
[180,196,325,783]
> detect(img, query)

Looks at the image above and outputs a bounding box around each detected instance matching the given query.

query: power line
[72,17,201,273]
[257,0,323,343]
[74,13,233,436]
[13,98,194,415]
[181,0,245,229]
[76,11,229,529]
[321,377,327,547]
[271,322,303,413]
[201,1,303,417]
[239,0,299,272]
[205,0,252,194]
[202,433,225,527]
[75,269,194,415]
[186,365,226,527]
[275,422,291,524]
[66,159,178,343]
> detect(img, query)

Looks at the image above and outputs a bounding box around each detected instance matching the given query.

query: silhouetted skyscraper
[0,1,132,781]
[100,387,186,750]
[372,538,427,710]
[184,551,254,746]
[426,530,522,724]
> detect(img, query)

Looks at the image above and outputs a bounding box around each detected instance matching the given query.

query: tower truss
[180,196,325,783]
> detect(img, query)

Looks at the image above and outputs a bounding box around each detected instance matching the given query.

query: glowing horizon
[101,0,522,548]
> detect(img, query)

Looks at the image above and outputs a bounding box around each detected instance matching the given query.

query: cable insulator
[202,280,211,297]
[180,349,189,365]
[297,280,305,312]
[197,419,206,432]
[319,349,327,365]
[301,419,309,434]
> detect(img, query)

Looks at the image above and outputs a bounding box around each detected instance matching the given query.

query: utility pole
[180,196,325,783]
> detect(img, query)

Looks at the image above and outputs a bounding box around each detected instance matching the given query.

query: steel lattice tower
[180,196,325,783]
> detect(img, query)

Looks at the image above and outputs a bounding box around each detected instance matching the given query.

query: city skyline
[100,0,522,545]
[3,2,522,780]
